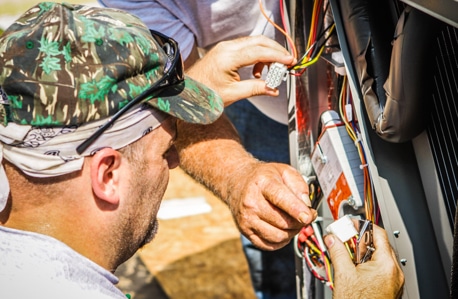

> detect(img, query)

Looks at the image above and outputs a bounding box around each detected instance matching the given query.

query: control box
[311,110,365,220]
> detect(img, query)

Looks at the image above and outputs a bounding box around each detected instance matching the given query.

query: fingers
[252,62,268,78]
[237,210,301,250]
[217,35,296,69]
[370,224,396,261]
[231,163,316,249]
[245,230,295,250]
[325,223,391,273]
[258,164,316,225]
[187,35,295,106]
[371,224,405,286]
[260,182,315,225]
[236,180,303,231]
[324,234,356,272]
[220,79,280,105]
[279,165,311,205]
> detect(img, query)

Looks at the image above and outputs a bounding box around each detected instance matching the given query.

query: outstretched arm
[176,115,316,250]
[176,35,313,250]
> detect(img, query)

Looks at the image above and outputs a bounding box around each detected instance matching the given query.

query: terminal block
[265,62,288,88]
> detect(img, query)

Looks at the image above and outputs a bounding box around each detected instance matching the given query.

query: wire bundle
[259,0,336,76]
[258,0,380,290]
[295,223,334,290]
[337,75,379,223]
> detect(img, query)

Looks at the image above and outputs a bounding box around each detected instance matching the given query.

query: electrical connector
[326,215,357,242]
[355,219,374,264]
[265,62,288,88]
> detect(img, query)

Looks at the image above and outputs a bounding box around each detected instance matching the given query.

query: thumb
[324,234,355,272]
[228,80,280,101]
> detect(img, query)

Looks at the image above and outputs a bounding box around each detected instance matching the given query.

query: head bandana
[0,2,225,211]
[0,105,168,211]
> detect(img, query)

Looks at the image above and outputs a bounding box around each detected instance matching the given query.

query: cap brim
[146,76,223,124]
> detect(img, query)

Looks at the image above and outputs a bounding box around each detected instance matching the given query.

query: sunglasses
[76,30,184,155]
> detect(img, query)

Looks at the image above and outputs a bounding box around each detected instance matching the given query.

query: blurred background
[0,0,97,30]
[0,1,256,298]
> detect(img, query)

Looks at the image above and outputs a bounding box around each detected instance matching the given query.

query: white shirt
[0,226,126,299]
[99,0,289,124]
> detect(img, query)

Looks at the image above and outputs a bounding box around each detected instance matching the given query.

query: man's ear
[89,148,123,206]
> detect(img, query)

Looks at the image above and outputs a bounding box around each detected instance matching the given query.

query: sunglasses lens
[149,30,184,86]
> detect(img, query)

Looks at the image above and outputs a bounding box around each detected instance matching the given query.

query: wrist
[222,158,261,205]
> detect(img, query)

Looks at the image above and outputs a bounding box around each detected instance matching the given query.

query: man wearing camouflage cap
[0,2,223,298]
[0,0,320,272]
[0,2,405,299]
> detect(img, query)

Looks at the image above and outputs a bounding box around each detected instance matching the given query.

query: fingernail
[298,212,310,224]
[301,193,312,207]
[324,235,335,248]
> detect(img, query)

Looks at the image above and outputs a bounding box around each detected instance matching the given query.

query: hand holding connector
[325,222,405,299]
[326,215,374,264]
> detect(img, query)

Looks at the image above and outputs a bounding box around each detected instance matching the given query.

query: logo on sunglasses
[0,86,9,105]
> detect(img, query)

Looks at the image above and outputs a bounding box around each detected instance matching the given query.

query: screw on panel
[347,195,356,208]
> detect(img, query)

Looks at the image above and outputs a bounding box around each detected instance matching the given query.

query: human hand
[324,223,405,299]
[186,35,296,106]
[226,161,317,250]
[175,116,314,250]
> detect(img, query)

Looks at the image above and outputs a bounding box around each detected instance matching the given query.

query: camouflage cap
[0,2,223,127]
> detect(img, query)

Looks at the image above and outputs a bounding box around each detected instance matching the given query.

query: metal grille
[427,25,458,228]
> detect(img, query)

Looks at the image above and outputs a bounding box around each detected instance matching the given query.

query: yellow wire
[306,0,321,51]
[339,76,357,141]
[293,43,326,70]
[344,241,354,260]
[324,254,334,287]
[259,0,334,74]
[305,239,321,255]
[296,20,335,69]
[338,75,377,222]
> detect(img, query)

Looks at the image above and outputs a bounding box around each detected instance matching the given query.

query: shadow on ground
[115,253,169,299]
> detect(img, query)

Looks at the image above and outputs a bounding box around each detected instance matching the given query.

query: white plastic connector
[331,51,344,65]
[265,62,288,88]
[331,51,346,76]
[326,215,357,242]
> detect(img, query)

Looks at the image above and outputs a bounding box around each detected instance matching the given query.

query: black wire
[289,21,336,71]
[310,22,336,58]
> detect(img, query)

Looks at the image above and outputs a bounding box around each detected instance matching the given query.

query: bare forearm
[176,114,316,250]
[175,114,258,203]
